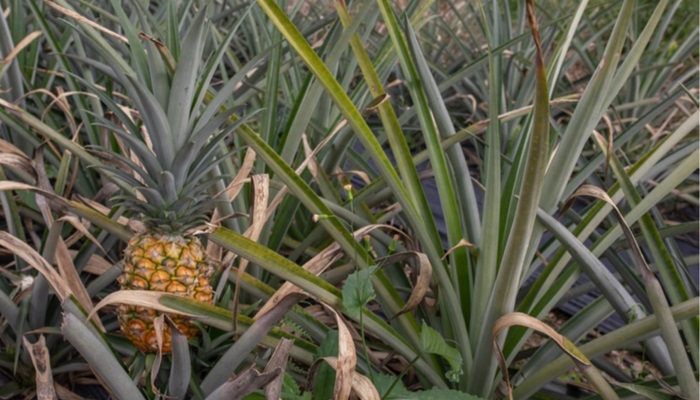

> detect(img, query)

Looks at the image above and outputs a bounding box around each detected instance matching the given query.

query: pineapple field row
[0,0,697,399]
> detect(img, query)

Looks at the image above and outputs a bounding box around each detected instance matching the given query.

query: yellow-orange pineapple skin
[117,233,213,353]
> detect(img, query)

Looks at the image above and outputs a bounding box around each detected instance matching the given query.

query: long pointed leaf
[470,2,550,394]
[167,7,208,149]
[61,313,145,400]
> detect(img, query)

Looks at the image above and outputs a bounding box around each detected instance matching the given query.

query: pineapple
[79,6,236,352]
[116,234,213,353]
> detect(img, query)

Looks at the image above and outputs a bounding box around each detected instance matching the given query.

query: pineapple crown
[72,3,247,233]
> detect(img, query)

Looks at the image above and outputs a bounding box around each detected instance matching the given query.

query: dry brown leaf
[0,181,71,209]
[69,251,112,275]
[0,140,36,177]
[44,1,128,43]
[87,290,198,322]
[52,235,103,329]
[33,152,101,329]
[23,335,57,400]
[564,184,616,213]
[232,174,269,330]
[228,149,257,198]
[302,134,320,178]
[318,357,381,400]
[564,184,654,277]
[58,215,108,256]
[241,175,269,262]
[0,231,72,300]
[254,244,343,319]
[363,93,391,114]
[378,251,432,320]
[39,89,90,130]
[443,238,476,260]
[493,312,591,400]
[493,312,589,365]
[1,30,42,64]
[0,153,36,177]
[560,184,618,221]
[324,306,356,400]
[138,33,175,72]
[210,364,281,400]
[263,338,294,400]
[0,139,31,156]
[300,133,360,189]
[333,169,372,186]
[150,315,168,397]
[207,148,257,271]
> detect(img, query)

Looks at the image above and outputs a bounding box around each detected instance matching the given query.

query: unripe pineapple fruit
[117,234,213,353]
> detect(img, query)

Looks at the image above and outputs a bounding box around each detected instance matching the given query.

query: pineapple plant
[76,6,240,353]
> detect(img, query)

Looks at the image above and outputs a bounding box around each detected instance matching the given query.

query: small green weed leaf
[371,372,410,399]
[281,373,302,400]
[315,330,339,358]
[342,265,378,318]
[420,321,463,382]
[401,388,486,399]
[312,332,338,400]
[299,392,312,400]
